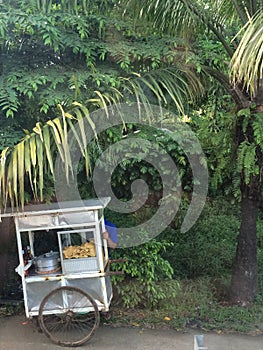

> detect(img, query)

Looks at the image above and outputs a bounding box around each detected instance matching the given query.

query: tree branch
[232,0,248,25]
[180,0,235,58]
[204,66,251,109]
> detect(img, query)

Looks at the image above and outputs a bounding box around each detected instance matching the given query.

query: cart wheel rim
[38,286,100,347]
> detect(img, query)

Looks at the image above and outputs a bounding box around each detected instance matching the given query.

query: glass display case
[58,227,108,274]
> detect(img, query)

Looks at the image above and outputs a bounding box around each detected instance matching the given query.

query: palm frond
[126,0,263,58]
[128,0,196,40]
[124,66,204,114]
[0,60,204,210]
[17,141,25,210]
[231,10,263,97]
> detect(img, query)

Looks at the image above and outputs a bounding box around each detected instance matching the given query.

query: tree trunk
[229,194,258,304]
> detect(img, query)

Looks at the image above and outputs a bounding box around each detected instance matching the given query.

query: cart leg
[31,316,43,333]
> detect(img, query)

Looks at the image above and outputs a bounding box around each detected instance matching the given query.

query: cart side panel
[105,275,113,303]
[66,277,112,310]
[26,280,62,313]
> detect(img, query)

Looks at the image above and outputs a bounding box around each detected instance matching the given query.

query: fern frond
[0,77,20,117]
[253,113,263,148]
[237,141,258,185]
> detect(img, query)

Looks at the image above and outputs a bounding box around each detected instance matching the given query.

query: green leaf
[237,108,251,117]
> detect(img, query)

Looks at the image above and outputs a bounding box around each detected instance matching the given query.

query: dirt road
[1,315,263,350]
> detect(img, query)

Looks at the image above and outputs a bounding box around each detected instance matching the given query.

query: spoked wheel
[38,286,100,347]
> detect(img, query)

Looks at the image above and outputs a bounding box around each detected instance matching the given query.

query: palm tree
[127,0,263,303]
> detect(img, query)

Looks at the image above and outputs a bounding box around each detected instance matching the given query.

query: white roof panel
[1,197,111,218]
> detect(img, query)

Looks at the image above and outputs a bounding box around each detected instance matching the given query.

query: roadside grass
[2,276,263,336]
[108,277,263,334]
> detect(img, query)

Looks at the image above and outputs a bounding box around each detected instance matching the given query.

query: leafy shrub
[105,198,263,310]
[111,235,175,309]
[159,199,240,278]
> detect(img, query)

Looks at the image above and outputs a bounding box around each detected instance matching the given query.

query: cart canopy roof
[1,197,111,218]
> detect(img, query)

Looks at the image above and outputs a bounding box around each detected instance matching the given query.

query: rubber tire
[38,286,100,347]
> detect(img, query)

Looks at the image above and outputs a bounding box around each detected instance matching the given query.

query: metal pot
[34,251,60,273]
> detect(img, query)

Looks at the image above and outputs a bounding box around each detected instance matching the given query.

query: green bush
[106,198,263,310]
[159,199,240,278]
[111,234,175,309]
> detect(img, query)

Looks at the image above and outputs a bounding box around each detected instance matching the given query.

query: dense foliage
[128,0,263,304]
[0,0,263,309]
[0,0,203,209]
[0,0,199,125]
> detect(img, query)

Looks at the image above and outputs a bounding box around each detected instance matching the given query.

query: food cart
[2,197,120,347]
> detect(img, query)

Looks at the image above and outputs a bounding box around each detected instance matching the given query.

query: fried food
[63,241,96,259]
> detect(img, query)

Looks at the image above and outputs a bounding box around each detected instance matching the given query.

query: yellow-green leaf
[36,136,44,201]
[17,141,25,209]
[43,126,54,175]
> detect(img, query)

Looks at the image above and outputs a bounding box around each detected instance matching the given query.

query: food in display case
[63,241,96,259]
[58,230,101,273]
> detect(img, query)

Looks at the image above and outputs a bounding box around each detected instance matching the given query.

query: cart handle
[101,270,124,276]
[109,258,127,264]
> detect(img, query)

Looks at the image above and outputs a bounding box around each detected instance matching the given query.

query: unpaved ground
[1,315,263,350]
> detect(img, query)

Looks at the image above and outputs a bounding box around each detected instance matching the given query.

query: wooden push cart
[2,197,121,347]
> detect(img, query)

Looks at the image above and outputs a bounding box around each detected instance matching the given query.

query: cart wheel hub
[65,310,74,322]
